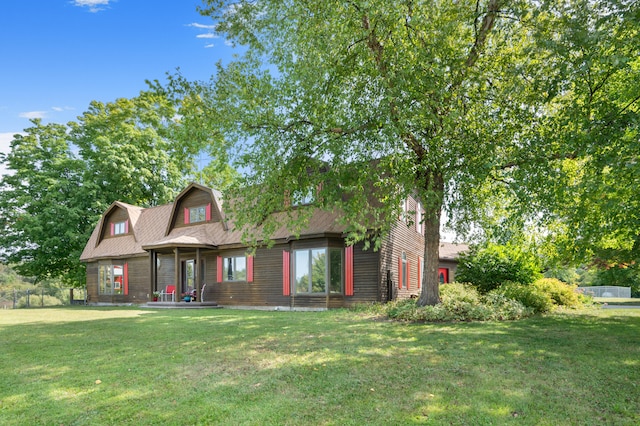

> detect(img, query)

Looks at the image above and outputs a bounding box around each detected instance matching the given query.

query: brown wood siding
[379,195,426,301]
[345,241,380,305]
[203,245,291,307]
[101,208,129,240]
[174,188,219,229]
[87,256,149,304]
[85,262,98,303]
[155,254,177,292]
[124,257,151,302]
[438,260,459,283]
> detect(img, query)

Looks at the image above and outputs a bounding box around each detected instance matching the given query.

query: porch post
[174,248,180,300]
[149,250,156,296]
[195,248,201,299]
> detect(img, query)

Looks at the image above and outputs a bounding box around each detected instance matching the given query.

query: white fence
[578,286,631,298]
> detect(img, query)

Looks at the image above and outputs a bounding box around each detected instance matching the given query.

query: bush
[493,281,554,313]
[455,243,542,293]
[532,278,582,308]
[386,283,533,322]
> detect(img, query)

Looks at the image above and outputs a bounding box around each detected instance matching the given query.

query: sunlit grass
[0,307,639,425]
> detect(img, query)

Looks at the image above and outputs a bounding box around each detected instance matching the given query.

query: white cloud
[52,106,75,112]
[19,111,48,119]
[188,23,216,30]
[205,44,215,49]
[197,33,217,39]
[73,0,111,13]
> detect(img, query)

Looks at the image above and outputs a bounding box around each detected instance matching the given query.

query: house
[80,182,467,309]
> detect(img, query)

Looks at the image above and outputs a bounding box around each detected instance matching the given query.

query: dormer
[166,182,226,235]
[97,201,142,246]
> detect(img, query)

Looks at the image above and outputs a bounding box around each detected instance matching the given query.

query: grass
[0,306,639,425]
[594,297,640,306]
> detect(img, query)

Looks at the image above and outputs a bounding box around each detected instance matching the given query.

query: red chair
[159,285,176,302]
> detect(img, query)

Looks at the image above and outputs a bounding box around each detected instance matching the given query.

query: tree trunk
[416,169,444,307]
[417,208,442,306]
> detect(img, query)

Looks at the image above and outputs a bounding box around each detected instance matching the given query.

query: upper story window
[190,206,207,223]
[291,188,315,206]
[112,221,127,236]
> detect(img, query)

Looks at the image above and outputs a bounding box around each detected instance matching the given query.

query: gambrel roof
[80,182,467,262]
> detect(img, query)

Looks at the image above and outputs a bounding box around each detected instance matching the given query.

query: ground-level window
[99,264,126,295]
[223,256,246,281]
[294,248,342,294]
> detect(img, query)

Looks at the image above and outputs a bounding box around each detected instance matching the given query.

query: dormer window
[183,203,212,225]
[111,221,128,236]
[292,188,315,206]
[190,206,207,223]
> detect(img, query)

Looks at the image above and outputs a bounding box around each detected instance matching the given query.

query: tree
[190,0,639,305]
[455,243,542,293]
[0,88,237,285]
[0,120,90,284]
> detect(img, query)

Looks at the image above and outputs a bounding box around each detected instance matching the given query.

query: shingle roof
[80,185,466,262]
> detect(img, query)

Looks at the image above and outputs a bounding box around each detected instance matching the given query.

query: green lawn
[1,307,638,425]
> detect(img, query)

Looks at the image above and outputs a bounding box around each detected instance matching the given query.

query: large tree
[0,88,237,285]
[191,0,638,305]
[0,120,90,284]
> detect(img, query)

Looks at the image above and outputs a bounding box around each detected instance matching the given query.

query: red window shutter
[418,257,423,289]
[247,255,254,283]
[283,251,290,296]
[184,208,190,225]
[398,256,402,289]
[216,256,223,283]
[123,263,129,295]
[345,246,354,296]
[407,260,410,290]
[206,203,212,221]
[439,268,449,284]
[124,220,129,234]
[110,223,115,236]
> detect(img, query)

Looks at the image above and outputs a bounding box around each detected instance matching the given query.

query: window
[111,221,127,236]
[416,202,423,234]
[223,256,246,281]
[190,206,207,223]
[401,252,407,289]
[291,188,315,206]
[99,264,127,295]
[293,248,342,294]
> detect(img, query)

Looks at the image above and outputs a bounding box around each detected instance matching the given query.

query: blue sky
[0,0,235,173]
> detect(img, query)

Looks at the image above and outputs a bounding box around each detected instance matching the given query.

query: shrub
[493,281,554,313]
[455,243,542,293]
[386,283,534,322]
[532,278,582,308]
[483,292,534,320]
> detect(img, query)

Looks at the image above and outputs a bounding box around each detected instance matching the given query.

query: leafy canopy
[189,0,640,305]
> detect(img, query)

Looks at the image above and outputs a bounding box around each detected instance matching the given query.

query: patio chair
[159,285,176,302]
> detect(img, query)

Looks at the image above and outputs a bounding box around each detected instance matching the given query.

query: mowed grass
[0,307,639,425]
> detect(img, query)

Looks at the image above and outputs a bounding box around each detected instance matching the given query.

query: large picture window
[294,248,342,294]
[223,256,246,281]
[99,264,125,295]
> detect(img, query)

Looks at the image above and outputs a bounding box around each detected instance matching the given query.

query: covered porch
[143,237,217,305]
